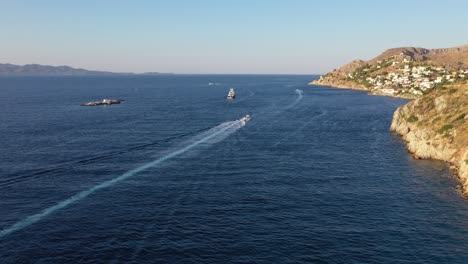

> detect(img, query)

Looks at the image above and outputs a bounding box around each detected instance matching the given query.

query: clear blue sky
[1,0,467,74]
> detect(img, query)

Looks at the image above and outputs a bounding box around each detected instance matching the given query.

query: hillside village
[311,44,468,98]
[345,56,468,97]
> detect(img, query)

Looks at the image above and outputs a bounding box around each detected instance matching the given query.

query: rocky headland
[312,44,468,196]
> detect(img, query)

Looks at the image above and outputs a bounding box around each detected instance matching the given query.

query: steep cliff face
[390,84,468,195]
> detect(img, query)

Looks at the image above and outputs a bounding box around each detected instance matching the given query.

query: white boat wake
[0,116,250,239]
[284,89,304,109]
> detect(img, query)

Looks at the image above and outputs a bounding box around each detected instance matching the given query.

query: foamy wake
[0,117,247,239]
[284,89,304,109]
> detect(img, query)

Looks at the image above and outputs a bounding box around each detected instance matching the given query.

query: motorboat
[80,99,124,106]
[241,115,251,124]
[227,88,236,99]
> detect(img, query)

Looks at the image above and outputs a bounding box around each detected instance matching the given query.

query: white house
[382,88,396,95]
[420,81,434,90]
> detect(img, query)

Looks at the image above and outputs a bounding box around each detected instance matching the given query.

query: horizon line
[0,62,323,76]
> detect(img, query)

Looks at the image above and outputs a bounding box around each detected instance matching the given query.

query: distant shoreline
[0,63,174,76]
[309,81,416,99]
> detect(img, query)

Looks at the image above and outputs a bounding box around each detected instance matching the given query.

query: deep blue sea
[0,75,467,263]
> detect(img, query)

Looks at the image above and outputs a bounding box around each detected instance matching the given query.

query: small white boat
[227,88,236,99]
[241,115,251,125]
[81,99,124,106]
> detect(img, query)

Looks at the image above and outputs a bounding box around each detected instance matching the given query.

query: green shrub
[432,117,441,124]
[436,124,453,134]
[407,115,419,123]
[453,113,465,122]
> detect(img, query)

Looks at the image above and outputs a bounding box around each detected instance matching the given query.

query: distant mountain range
[0,63,171,76]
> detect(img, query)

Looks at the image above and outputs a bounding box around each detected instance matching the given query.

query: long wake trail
[0,128,213,187]
[0,118,247,239]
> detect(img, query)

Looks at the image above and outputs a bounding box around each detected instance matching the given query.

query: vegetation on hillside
[401,83,467,149]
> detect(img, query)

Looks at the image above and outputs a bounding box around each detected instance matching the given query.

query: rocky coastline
[389,85,468,196]
[309,80,417,99]
[309,79,367,91]
[312,77,468,196]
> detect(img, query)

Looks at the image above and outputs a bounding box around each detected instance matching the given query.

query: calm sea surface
[0,75,467,263]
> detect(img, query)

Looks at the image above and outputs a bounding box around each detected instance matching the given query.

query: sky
[1,0,467,74]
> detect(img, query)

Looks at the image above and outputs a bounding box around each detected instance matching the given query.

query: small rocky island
[311,44,468,196]
[80,99,124,106]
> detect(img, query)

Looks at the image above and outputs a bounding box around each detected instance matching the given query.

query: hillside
[390,83,468,195]
[311,44,468,98]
